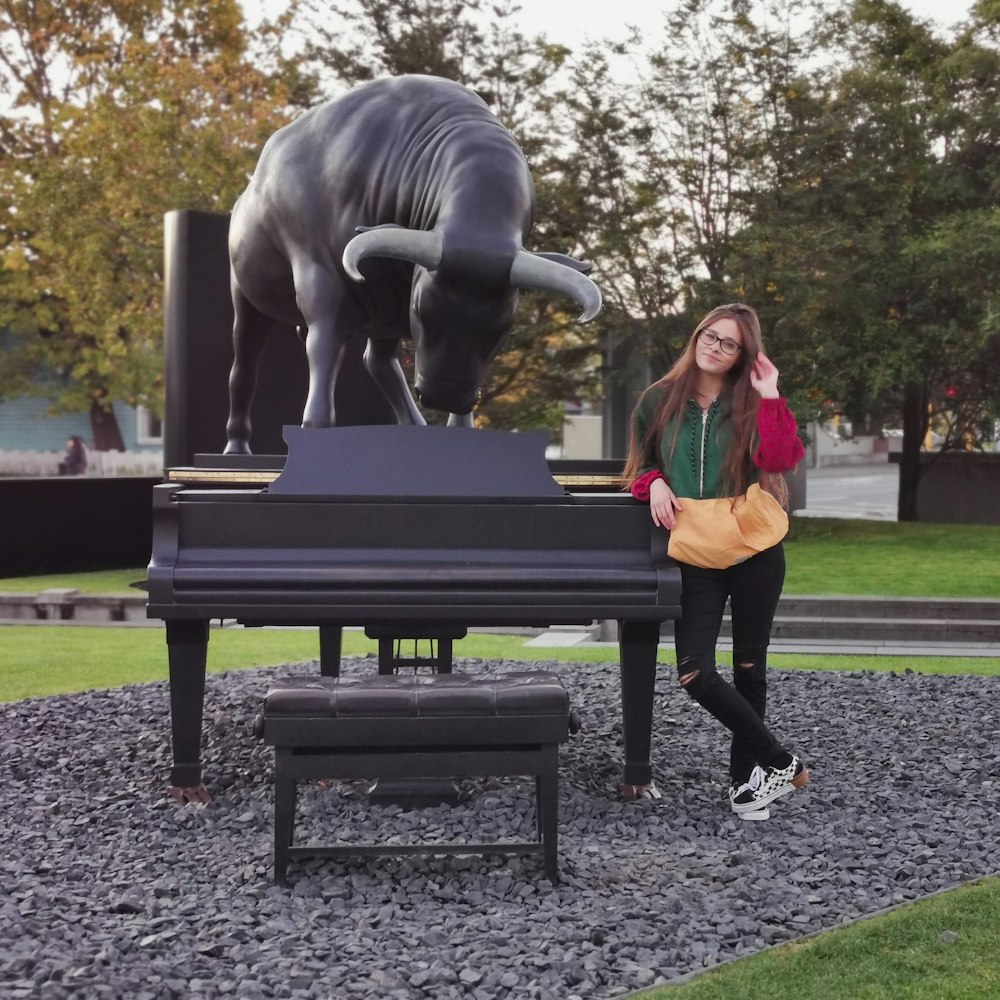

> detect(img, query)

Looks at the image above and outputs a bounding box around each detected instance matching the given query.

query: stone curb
[0,589,148,623]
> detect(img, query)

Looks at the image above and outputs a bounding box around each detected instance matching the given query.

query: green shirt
[633,386,754,499]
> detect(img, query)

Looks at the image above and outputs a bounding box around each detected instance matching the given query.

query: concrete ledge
[0,594,40,620]
[0,591,147,622]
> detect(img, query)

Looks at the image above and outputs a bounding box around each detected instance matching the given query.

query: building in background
[0,395,162,476]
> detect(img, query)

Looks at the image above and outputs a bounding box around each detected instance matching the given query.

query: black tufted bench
[254,671,578,884]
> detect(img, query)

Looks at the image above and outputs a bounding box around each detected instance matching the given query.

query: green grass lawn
[643,876,1000,1000]
[0,567,150,593]
[2,625,998,703]
[783,518,1000,597]
[2,518,998,598]
[2,517,999,999]
[0,626,673,702]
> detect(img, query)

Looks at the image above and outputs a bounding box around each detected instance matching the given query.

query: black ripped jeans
[673,544,787,785]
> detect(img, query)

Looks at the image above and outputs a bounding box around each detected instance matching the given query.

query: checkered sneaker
[730,757,809,814]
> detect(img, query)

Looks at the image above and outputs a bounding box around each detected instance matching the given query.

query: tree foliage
[296,0,601,435]
[728,0,1000,517]
[3,0,1000,506]
[551,0,824,438]
[0,0,306,447]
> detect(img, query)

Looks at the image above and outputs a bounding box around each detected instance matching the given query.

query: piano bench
[253,671,579,885]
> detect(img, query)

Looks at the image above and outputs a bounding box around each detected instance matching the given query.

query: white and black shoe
[731,757,809,815]
[730,767,770,820]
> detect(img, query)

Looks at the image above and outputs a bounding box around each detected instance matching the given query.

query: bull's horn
[342,226,444,282]
[509,250,602,322]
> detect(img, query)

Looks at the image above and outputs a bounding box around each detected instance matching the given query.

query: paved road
[796,462,898,521]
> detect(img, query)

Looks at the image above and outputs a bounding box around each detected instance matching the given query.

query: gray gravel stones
[2,657,999,999]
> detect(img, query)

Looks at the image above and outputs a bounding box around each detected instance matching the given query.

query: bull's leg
[294,260,349,427]
[363,337,426,425]
[225,282,272,455]
[302,330,348,427]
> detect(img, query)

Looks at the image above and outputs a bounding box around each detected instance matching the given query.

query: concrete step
[662,597,1000,645]
[759,617,1000,643]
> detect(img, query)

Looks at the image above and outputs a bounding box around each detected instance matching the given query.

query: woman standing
[623,303,808,819]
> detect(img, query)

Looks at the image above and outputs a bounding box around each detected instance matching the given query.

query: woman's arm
[750,352,804,473]
[632,472,683,529]
[754,397,805,473]
[629,468,665,501]
[627,390,682,527]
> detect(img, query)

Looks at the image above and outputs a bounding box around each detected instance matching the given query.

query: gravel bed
[3,657,999,999]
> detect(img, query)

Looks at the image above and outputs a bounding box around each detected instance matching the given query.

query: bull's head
[342,225,601,415]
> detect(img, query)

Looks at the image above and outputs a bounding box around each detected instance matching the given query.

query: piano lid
[265,425,566,499]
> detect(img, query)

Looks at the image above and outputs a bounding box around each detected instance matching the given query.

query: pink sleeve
[754,397,805,473]
[630,469,665,501]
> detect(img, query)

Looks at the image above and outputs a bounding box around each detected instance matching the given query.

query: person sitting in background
[58,435,88,475]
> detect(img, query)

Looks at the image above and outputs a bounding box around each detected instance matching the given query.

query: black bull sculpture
[223,74,602,453]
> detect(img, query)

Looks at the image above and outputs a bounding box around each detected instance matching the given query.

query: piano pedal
[371,634,460,674]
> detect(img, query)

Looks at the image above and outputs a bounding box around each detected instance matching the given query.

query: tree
[732,0,1000,518]
[0,0,307,448]
[294,0,601,435]
[546,0,824,454]
[299,0,486,86]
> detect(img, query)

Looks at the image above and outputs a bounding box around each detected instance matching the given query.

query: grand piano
[146,425,681,797]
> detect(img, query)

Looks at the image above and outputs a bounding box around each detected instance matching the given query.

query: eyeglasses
[698,328,742,356]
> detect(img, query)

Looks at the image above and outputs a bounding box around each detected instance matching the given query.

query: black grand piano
[147,426,681,796]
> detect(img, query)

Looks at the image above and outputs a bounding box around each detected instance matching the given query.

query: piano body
[146,426,681,794]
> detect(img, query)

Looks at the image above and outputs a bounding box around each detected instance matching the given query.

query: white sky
[509,0,967,47]
[246,1,973,46]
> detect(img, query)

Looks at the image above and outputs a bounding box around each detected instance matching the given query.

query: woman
[623,303,808,819]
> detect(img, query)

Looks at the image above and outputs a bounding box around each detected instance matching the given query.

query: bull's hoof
[223,440,252,456]
[168,784,212,805]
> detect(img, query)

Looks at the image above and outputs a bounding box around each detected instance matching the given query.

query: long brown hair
[623,303,787,503]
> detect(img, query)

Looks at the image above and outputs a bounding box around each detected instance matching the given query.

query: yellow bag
[667,483,789,569]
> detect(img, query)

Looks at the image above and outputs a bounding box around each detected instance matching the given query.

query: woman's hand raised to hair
[649,477,683,530]
[750,353,780,399]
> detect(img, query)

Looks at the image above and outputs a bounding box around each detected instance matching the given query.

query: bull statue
[223,74,601,454]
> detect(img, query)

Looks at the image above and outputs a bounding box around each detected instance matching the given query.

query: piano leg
[273,748,296,886]
[166,619,210,801]
[377,636,395,675]
[319,626,342,677]
[536,746,559,882]
[438,637,453,673]
[618,619,660,788]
